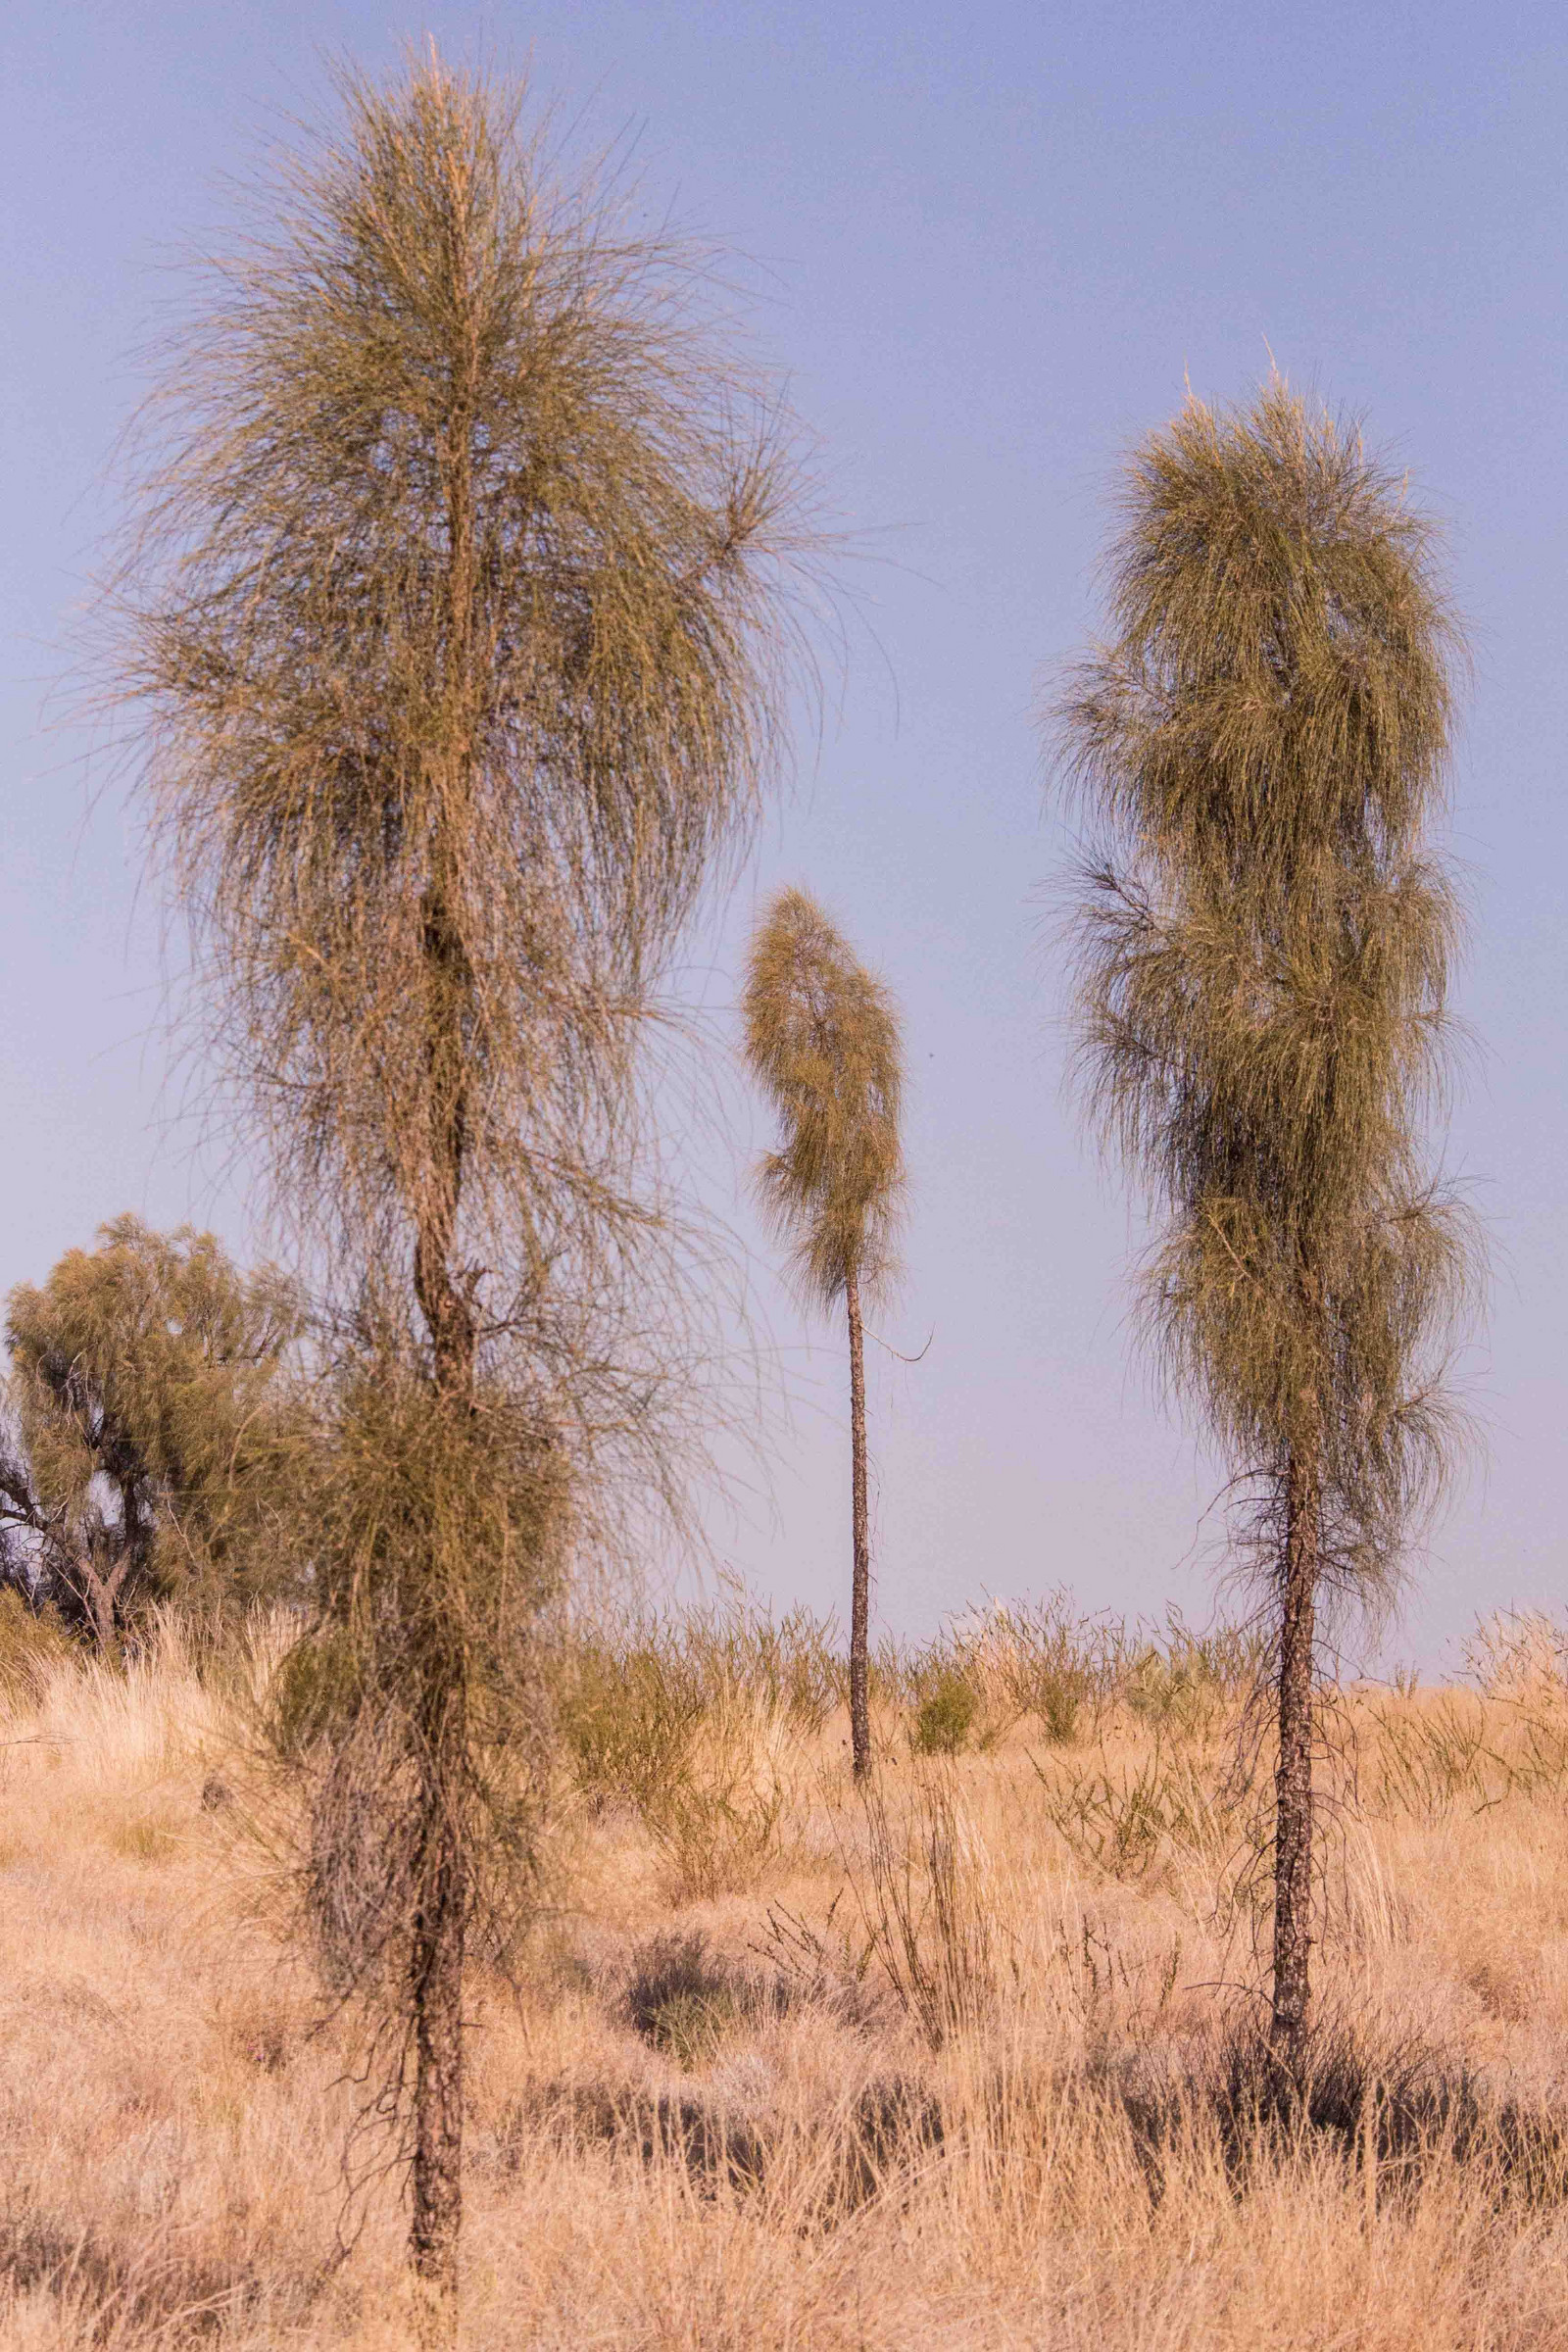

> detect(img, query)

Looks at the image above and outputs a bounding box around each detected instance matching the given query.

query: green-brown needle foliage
[112,51,813,2319]
[743,887,905,1776]
[744,889,905,1312]
[1057,380,1480,2051]
[2,1218,303,1647]
[121,60,808,1325]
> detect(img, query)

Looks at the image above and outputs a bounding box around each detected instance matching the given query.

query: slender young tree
[116,55,807,2331]
[743,887,905,1780]
[1057,381,1478,2063]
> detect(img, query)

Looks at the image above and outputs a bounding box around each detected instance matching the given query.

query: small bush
[554,1632,705,1814]
[625,1934,749,2066]
[1035,1742,1234,1884]
[641,1700,793,1903]
[912,1669,979,1756]
[1123,1613,1264,1738]
[1116,2012,1568,2208]
[850,1776,997,2045]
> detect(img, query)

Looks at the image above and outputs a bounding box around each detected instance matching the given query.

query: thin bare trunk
[409,1655,466,2334]
[405,316,482,2325]
[406,1247,469,2328]
[846,1268,871,1780]
[1271,1446,1318,2063]
[407,1054,472,2321]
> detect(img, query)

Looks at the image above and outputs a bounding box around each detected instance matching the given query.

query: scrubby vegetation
[4,1598,1568,2348]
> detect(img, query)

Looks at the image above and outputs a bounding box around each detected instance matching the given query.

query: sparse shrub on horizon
[1464,1607,1568,1701]
[1123,1612,1267,1739]
[551,1594,833,1901]
[553,1592,842,1813]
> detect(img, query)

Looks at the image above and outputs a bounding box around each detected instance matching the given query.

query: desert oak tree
[744,888,906,1781]
[116,55,810,2329]
[1058,382,1478,2061]
[1,1218,301,1648]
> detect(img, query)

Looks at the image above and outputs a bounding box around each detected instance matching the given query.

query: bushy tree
[1,1216,302,1648]
[115,54,809,2328]
[1057,381,1479,2059]
[743,887,906,1780]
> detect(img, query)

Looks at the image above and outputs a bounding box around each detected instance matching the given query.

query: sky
[4,1,1566,1669]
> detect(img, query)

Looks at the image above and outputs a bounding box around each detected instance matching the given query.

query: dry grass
[5,1602,1568,2347]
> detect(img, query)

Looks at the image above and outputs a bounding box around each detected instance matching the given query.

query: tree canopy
[2,1216,304,1644]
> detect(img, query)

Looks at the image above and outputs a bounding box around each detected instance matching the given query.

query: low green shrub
[912,1669,979,1757]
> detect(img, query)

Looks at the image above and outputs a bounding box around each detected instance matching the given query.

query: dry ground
[4,1605,1568,2348]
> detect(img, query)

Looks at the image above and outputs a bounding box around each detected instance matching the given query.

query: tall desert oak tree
[744,888,906,1781]
[118,57,809,2330]
[1058,382,1478,2062]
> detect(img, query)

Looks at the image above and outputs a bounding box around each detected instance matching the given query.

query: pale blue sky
[5,2,1566,1665]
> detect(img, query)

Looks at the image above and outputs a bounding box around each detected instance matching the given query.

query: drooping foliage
[1057,380,1480,2056]
[1,1216,303,1644]
[744,887,905,1312]
[743,886,906,1779]
[270,1349,568,2000]
[120,58,808,1337]
[1059,381,1478,1604]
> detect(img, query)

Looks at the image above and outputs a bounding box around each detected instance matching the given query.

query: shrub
[625,1933,747,2066]
[849,1776,997,2045]
[912,1669,979,1757]
[640,1691,795,1903]
[554,1629,705,1815]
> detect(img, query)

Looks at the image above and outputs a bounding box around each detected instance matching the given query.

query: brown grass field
[4,1598,1568,2349]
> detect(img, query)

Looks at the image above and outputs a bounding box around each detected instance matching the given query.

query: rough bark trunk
[846,1268,872,1781]
[407,270,482,2333]
[407,903,474,2330]
[1271,1446,1319,2065]
[409,1654,466,2337]
[407,1109,472,2330]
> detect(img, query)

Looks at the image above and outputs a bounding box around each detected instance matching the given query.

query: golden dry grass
[4,1608,1568,2348]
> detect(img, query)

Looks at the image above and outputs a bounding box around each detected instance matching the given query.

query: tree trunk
[846,1268,872,1781]
[406,269,482,2331]
[409,1654,466,2338]
[1271,1446,1319,2064]
[408,887,475,2335]
[76,1541,130,1656]
[82,1559,118,1656]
